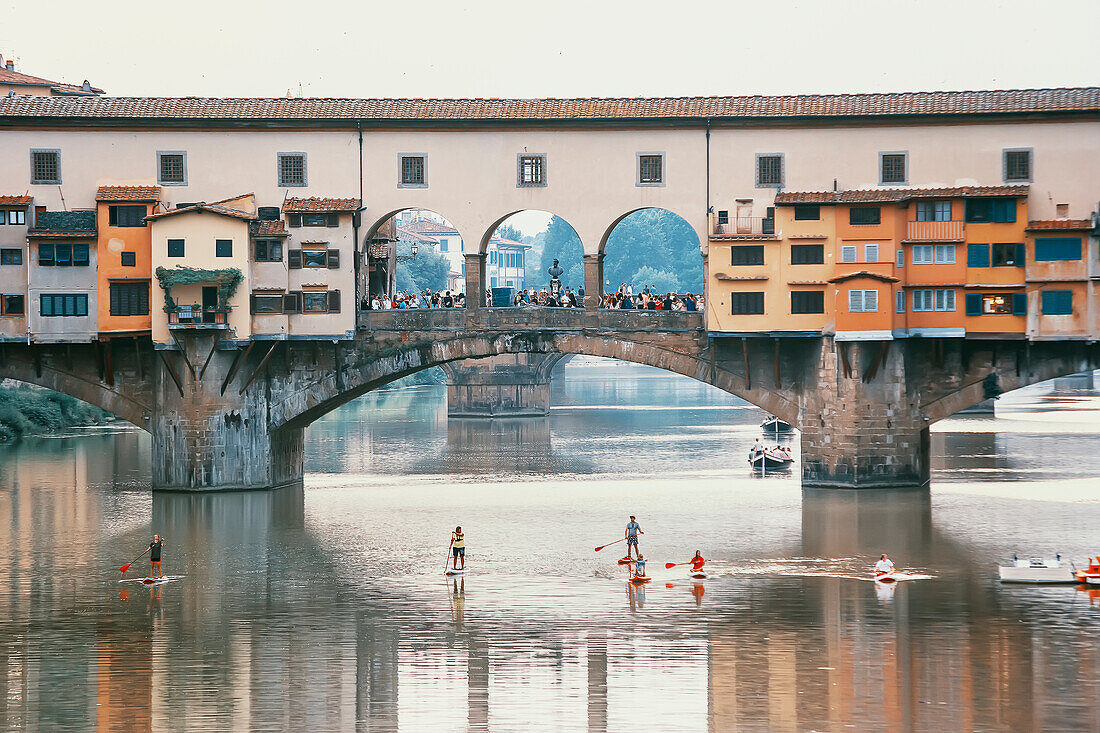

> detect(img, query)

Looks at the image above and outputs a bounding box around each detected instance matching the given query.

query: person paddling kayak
[449,526,465,571]
[625,515,643,560]
[149,535,165,578]
[690,550,705,572]
[874,553,895,577]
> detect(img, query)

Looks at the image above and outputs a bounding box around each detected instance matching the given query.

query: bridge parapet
[358,308,705,334]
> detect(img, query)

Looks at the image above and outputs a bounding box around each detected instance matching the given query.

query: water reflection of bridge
[4,456,1097,730]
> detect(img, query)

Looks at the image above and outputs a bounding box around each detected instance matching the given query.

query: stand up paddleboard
[629,575,651,584]
[445,568,467,576]
[618,557,634,565]
[875,572,898,583]
[689,570,707,579]
[120,575,181,585]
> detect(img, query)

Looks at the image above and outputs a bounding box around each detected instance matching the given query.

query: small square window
[400,155,426,186]
[756,154,783,187]
[216,239,233,258]
[278,153,307,187]
[717,210,729,225]
[840,246,857,263]
[849,207,881,226]
[638,154,664,185]
[158,152,186,185]
[167,239,185,257]
[1004,149,1031,182]
[0,249,22,265]
[793,205,819,221]
[790,290,824,314]
[2,294,24,316]
[121,252,136,267]
[517,154,546,187]
[31,149,61,184]
[255,239,283,262]
[865,244,879,263]
[109,205,147,227]
[8,210,26,225]
[880,152,907,185]
[302,291,329,313]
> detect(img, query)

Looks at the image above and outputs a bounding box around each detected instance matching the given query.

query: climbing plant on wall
[154,266,243,311]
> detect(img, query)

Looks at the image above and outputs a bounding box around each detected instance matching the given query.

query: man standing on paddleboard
[450,526,465,571]
[625,516,643,560]
[149,535,165,578]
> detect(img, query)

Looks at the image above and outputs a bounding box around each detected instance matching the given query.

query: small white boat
[1088,576,1100,586]
[998,555,1076,584]
[761,415,793,433]
[749,446,794,470]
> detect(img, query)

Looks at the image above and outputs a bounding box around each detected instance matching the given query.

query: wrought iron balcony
[167,305,231,328]
[712,217,776,238]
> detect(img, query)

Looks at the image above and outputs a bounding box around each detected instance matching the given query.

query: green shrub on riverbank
[0,386,111,442]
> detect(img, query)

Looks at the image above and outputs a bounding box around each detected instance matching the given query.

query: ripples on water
[0,359,1098,731]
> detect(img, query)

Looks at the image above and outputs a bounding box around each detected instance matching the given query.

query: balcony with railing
[167,305,231,328]
[905,220,965,242]
[711,216,777,239]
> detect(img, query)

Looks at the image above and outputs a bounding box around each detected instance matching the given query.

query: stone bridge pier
[440,353,567,418]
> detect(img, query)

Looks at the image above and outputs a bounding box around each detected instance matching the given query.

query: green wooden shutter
[1014,242,1025,267]
[967,243,990,267]
[1012,293,1028,315]
[965,293,982,315]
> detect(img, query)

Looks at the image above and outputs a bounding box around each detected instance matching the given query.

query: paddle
[119,546,150,574]
[594,537,627,552]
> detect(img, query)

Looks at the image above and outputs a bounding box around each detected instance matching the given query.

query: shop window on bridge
[1033,237,1082,261]
[300,289,340,313]
[964,198,1016,223]
[730,245,764,266]
[254,239,283,262]
[290,247,339,269]
[991,242,1025,267]
[793,205,820,221]
[790,244,823,265]
[966,292,1026,316]
[5,209,27,225]
[790,290,824,314]
[1041,290,1073,315]
[1,295,24,315]
[108,205,147,227]
[40,293,87,317]
[37,242,89,266]
[849,207,880,226]
[251,292,286,314]
[915,201,952,221]
[730,292,764,315]
[109,281,149,317]
[1,248,22,265]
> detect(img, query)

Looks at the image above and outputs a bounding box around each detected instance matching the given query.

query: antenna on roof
[833,179,838,192]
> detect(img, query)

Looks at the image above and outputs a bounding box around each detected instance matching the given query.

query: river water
[1,358,1098,731]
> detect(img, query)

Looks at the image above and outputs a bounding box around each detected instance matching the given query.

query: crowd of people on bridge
[360,284,701,312]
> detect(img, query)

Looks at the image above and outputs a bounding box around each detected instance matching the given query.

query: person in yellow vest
[449,526,465,571]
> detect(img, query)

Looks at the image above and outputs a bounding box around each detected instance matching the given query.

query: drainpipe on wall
[354,120,364,313]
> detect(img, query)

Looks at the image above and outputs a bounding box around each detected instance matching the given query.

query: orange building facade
[707,185,1099,343]
[95,186,161,337]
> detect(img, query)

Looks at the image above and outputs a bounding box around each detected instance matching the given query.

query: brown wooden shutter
[288,214,302,228]
[288,249,302,269]
[326,214,339,227]
[326,249,340,269]
[327,289,341,313]
[108,206,117,226]
[283,292,301,313]
[250,294,257,314]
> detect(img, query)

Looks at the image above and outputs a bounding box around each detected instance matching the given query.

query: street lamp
[395,241,419,262]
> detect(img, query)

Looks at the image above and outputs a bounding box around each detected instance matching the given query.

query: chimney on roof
[4,59,13,72]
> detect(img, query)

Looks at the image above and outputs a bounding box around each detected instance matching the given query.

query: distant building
[396,211,529,292]
[486,237,530,290]
[0,53,104,97]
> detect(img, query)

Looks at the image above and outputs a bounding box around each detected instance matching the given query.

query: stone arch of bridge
[597,206,705,256]
[599,206,704,297]
[269,330,796,432]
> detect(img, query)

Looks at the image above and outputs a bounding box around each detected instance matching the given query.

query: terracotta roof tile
[253,220,288,237]
[402,220,460,235]
[95,185,161,202]
[1026,219,1092,231]
[282,197,360,213]
[0,195,33,206]
[0,67,56,88]
[776,185,1028,205]
[829,271,900,284]
[144,202,255,222]
[0,88,1096,123]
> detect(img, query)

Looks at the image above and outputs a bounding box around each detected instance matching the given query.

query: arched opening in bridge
[363,208,465,306]
[600,208,702,307]
[483,210,583,305]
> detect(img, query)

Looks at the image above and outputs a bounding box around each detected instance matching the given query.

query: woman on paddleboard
[450,527,465,571]
[149,535,165,578]
[690,551,705,572]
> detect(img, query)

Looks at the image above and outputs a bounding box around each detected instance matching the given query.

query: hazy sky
[3,0,1097,99]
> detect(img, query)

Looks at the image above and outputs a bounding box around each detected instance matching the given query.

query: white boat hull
[998,566,1076,583]
[1087,576,1100,586]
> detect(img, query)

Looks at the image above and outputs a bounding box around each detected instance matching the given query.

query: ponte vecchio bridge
[0,88,1097,490]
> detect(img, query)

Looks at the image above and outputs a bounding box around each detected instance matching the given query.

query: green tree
[495,223,525,242]
[604,209,701,293]
[629,266,681,295]
[396,245,450,293]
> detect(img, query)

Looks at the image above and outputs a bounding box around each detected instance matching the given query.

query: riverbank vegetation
[0,384,111,442]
